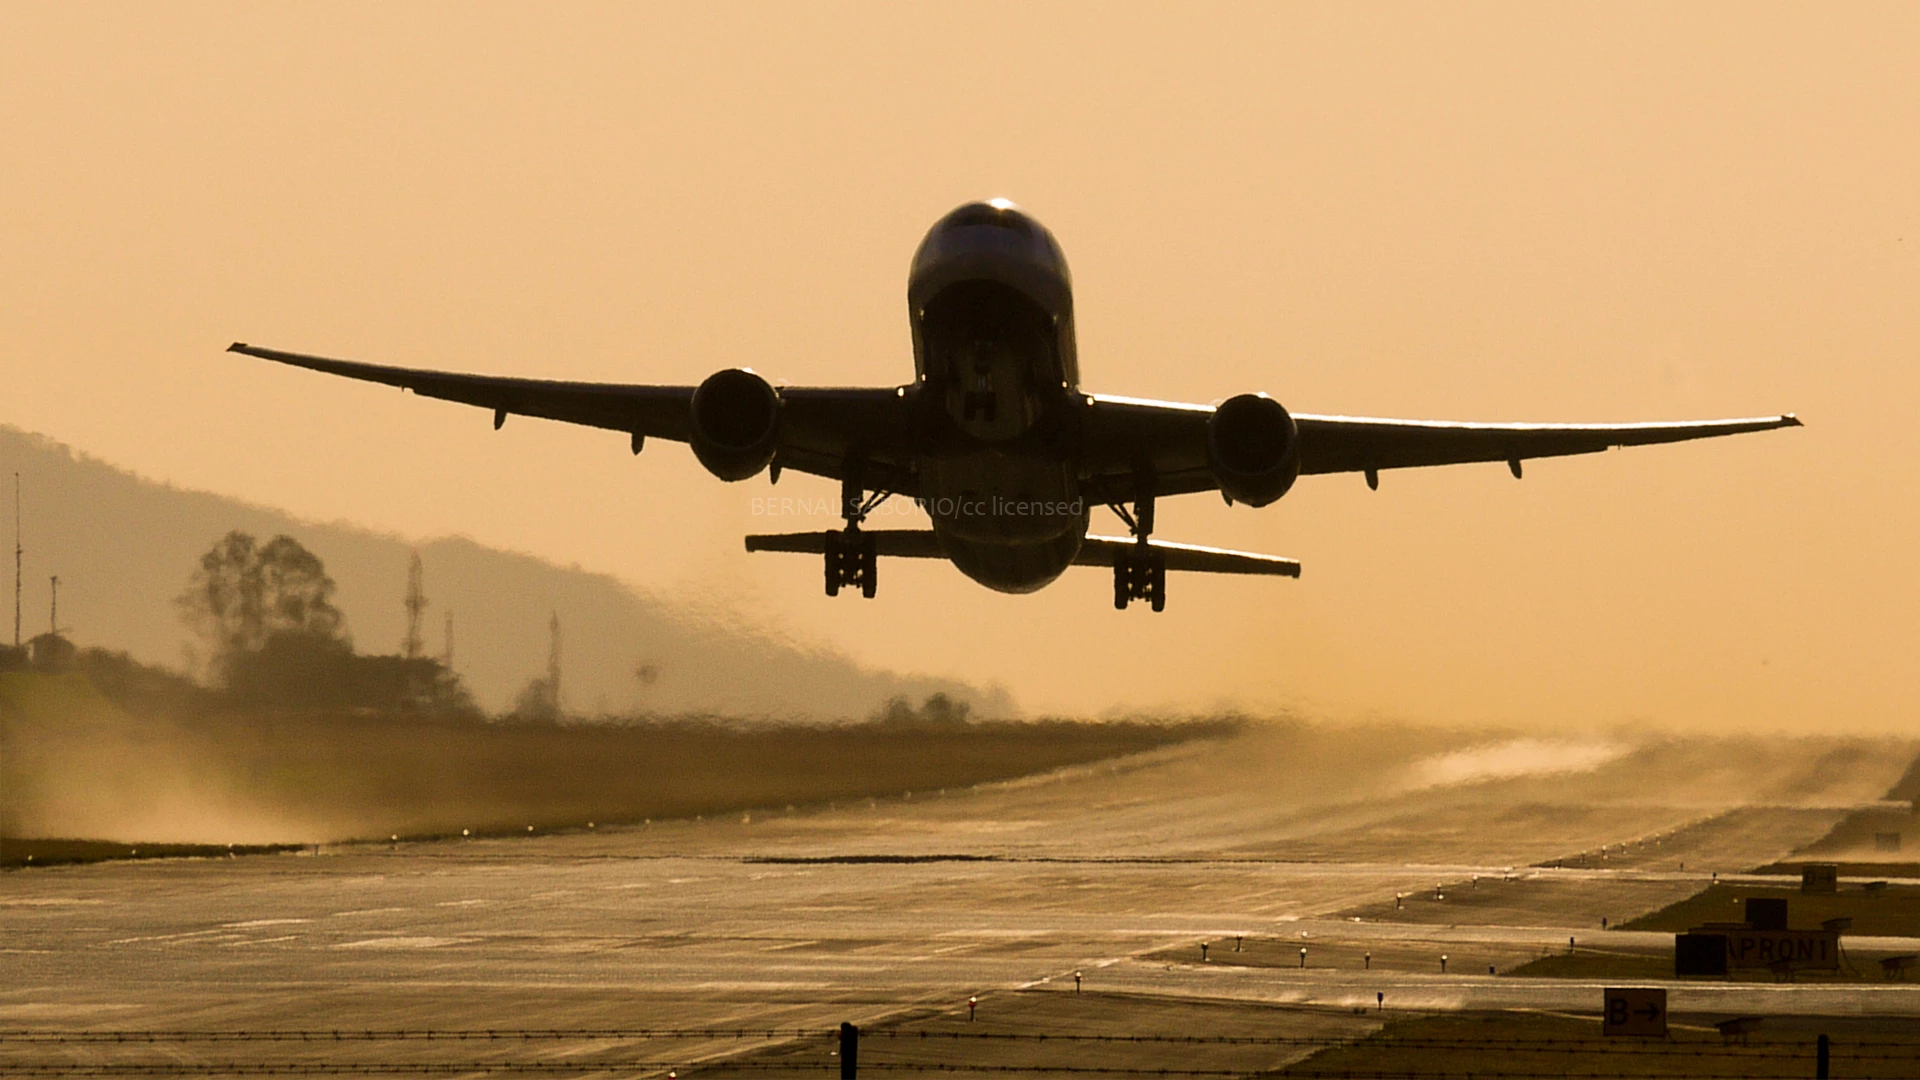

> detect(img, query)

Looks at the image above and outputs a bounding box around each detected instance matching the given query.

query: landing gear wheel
[824,530,877,599]
[1108,484,1168,612]
[824,532,844,597]
[1113,548,1166,612]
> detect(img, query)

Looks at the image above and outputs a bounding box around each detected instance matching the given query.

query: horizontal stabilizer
[745,530,1300,577]
[1075,535,1301,577]
[745,530,945,558]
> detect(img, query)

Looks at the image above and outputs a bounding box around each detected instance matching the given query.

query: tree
[224,632,477,715]
[874,691,972,730]
[511,676,561,722]
[177,531,347,680]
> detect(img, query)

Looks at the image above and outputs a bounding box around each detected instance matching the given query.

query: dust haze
[6,644,1909,853]
[0,664,1225,846]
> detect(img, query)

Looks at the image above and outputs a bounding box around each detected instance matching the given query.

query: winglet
[1782,413,1803,427]
[228,342,247,352]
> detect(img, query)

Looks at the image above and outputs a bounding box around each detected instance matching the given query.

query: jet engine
[689,368,782,481]
[1207,393,1299,507]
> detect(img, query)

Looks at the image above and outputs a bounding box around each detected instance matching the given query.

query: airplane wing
[228,344,919,494]
[1081,393,1801,502]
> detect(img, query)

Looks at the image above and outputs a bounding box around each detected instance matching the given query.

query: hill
[0,427,1010,717]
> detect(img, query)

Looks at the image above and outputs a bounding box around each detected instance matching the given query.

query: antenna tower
[442,610,454,668]
[13,473,20,648]
[402,552,427,659]
[546,611,562,715]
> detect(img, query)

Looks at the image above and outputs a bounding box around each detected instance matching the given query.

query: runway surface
[5,724,1918,1075]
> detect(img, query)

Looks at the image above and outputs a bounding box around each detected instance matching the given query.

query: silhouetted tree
[173,530,477,715]
[176,531,346,681]
[225,630,478,715]
[512,676,562,722]
[920,692,970,727]
[874,692,972,730]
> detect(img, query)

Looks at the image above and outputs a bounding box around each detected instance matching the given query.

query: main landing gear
[1110,490,1166,612]
[825,475,887,599]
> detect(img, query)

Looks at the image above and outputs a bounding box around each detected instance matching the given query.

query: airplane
[231,198,1800,612]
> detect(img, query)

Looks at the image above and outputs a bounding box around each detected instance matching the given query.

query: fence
[0,1026,1910,1077]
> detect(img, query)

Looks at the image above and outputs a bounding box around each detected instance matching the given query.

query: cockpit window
[946,203,1034,235]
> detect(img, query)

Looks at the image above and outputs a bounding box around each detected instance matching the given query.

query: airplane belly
[934,525,1085,594]
[921,453,1084,544]
[922,451,1087,593]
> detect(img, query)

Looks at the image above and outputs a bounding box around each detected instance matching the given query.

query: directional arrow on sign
[1603,988,1669,1037]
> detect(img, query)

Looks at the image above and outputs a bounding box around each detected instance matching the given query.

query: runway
[4,725,1918,1075]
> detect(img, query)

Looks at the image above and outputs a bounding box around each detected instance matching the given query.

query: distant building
[1800,864,1839,894]
[0,644,26,672]
[27,631,74,672]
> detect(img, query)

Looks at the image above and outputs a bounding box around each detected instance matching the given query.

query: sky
[2,3,1915,731]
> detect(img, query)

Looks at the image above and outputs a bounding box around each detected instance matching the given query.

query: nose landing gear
[826,474,887,599]
[1109,489,1166,612]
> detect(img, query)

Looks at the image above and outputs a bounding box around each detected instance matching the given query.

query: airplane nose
[909,201,1072,324]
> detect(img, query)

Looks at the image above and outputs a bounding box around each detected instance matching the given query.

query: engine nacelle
[1207,393,1300,507]
[689,368,782,481]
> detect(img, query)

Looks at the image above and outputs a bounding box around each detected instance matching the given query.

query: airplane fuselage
[906,200,1091,593]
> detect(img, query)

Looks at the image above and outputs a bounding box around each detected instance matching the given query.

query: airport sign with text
[1603,988,1668,1037]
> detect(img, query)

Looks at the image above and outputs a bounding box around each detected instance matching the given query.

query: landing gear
[1112,548,1166,611]
[825,473,886,599]
[824,531,876,598]
[1109,488,1166,612]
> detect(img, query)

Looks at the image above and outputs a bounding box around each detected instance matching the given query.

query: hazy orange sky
[3,4,1915,731]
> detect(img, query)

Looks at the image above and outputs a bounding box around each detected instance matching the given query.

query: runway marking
[0,899,104,907]
[334,936,478,949]
[220,935,300,947]
[0,1004,139,1019]
[102,929,230,946]
[223,919,311,929]
[330,908,410,917]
